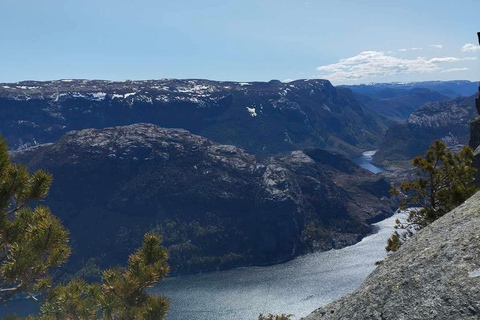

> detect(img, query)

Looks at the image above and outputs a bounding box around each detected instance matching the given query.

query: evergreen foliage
[387,140,477,251]
[34,233,170,320]
[0,136,70,303]
[0,135,170,319]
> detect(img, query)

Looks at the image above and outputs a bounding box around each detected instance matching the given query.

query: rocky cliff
[11,124,395,274]
[0,78,386,158]
[374,95,477,166]
[304,191,480,320]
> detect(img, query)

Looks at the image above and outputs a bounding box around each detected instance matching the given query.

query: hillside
[11,124,396,275]
[304,191,480,320]
[0,78,386,158]
[373,94,477,166]
[352,88,449,120]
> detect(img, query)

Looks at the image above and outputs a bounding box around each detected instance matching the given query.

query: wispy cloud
[315,51,475,81]
[461,43,480,52]
[441,67,470,73]
[398,47,423,52]
[430,44,443,49]
[430,56,476,62]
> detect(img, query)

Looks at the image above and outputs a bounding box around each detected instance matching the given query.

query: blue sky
[1,0,479,84]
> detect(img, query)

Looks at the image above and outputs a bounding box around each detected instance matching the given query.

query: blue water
[1,213,403,320]
[353,150,385,174]
[1,150,393,319]
[150,214,402,320]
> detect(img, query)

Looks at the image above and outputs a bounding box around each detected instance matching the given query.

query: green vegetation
[0,136,70,303]
[0,136,170,319]
[387,140,477,252]
[31,233,170,320]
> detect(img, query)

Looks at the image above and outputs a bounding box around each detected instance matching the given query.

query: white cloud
[430,44,443,49]
[430,56,476,62]
[315,51,475,81]
[441,67,470,73]
[461,43,480,52]
[398,48,423,52]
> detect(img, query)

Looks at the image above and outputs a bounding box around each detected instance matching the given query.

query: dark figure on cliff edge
[476,32,480,115]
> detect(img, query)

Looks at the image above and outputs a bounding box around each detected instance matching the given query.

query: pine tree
[387,140,477,252]
[36,233,170,320]
[0,135,170,319]
[0,136,71,303]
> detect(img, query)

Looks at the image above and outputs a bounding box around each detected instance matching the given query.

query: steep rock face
[11,124,395,274]
[304,192,480,320]
[0,79,386,158]
[374,95,477,165]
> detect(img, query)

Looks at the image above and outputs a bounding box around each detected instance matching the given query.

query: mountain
[0,79,386,158]
[303,191,480,320]
[351,88,449,120]
[11,124,395,275]
[343,80,479,99]
[373,95,477,166]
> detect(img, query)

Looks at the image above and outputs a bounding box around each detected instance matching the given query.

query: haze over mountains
[343,80,478,121]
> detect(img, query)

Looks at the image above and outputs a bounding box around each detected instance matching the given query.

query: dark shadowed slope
[373,94,477,166]
[351,88,449,120]
[11,124,395,274]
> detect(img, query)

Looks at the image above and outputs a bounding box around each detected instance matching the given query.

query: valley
[1,77,478,319]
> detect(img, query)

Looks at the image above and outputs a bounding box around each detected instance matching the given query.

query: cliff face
[0,79,386,158]
[304,192,480,320]
[11,124,395,274]
[374,95,477,166]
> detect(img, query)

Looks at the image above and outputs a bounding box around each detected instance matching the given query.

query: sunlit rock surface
[304,192,480,320]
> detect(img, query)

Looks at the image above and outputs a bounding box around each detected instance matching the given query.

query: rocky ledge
[11,123,395,275]
[304,192,480,320]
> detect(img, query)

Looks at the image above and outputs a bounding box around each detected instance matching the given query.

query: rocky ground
[303,191,480,320]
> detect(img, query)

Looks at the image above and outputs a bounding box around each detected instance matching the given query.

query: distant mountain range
[343,80,478,99]
[343,81,478,121]
[351,88,450,121]
[0,78,386,158]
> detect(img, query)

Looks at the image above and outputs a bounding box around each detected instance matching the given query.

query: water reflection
[152,213,402,320]
[353,150,385,174]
